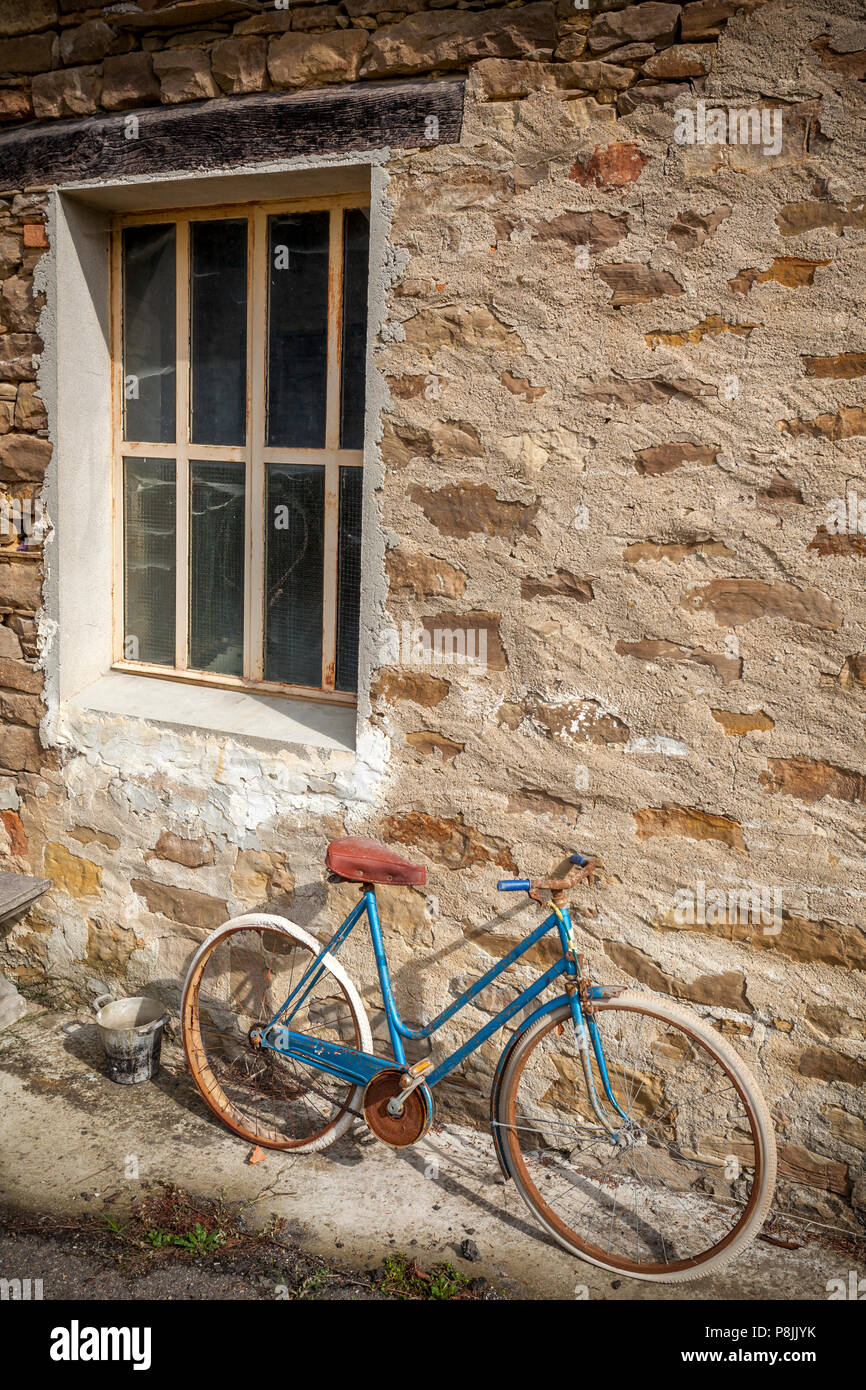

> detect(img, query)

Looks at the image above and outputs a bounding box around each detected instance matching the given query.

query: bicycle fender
[489,994,572,1179]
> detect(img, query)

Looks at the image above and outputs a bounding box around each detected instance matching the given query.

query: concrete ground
[0,1005,862,1301]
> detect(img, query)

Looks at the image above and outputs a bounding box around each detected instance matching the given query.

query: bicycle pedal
[403,1058,431,1081]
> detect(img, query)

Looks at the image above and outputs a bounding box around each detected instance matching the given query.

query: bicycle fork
[569,1004,632,1141]
[557,908,636,1145]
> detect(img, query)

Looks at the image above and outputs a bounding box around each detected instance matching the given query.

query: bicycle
[182,836,776,1281]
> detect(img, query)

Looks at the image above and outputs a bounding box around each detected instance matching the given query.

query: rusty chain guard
[363,1068,433,1147]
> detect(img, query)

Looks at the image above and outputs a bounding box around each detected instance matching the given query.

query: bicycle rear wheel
[182,913,371,1151]
[495,993,775,1281]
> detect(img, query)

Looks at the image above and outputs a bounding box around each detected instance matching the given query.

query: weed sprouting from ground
[98,1183,237,1261]
[375,1251,476,1300]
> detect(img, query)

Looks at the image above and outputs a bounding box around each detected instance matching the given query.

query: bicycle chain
[220,1058,368,1128]
[291,1071,366,1122]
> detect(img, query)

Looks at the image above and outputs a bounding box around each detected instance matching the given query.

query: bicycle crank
[363,1068,434,1147]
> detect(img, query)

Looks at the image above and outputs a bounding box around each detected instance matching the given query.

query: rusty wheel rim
[503,1003,765,1275]
[183,925,360,1150]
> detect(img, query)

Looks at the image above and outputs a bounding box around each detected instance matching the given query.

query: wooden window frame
[110,192,370,708]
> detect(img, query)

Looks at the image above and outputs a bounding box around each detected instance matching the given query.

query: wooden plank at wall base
[0,872,50,926]
[0,79,465,192]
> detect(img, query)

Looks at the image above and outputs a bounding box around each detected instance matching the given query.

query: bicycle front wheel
[496,993,776,1281]
[182,913,372,1152]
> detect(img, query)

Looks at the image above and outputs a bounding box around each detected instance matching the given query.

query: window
[112,195,370,704]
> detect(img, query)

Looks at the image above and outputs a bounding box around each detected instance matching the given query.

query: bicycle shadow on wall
[290,872,546,1014]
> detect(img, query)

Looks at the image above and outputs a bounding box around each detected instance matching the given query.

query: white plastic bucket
[92,994,167,1085]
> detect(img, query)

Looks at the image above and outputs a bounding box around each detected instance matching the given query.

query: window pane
[265,465,324,687]
[122,225,176,443]
[123,456,175,666]
[336,467,362,693]
[190,219,247,446]
[340,208,370,450]
[189,460,245,676]
[266,211,329,449]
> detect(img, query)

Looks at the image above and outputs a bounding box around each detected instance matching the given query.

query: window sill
[66,671,357,754]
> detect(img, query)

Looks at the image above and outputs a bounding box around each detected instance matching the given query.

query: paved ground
[0,1217,459,1300]
[0,1006,862,1301]
[0,1230,292,1300]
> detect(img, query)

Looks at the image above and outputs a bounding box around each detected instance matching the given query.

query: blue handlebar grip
[497,879,531,891]
[570,853,589,867]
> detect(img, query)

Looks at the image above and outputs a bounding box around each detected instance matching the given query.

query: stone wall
[0,0,763,123]
[1,0,865,1226]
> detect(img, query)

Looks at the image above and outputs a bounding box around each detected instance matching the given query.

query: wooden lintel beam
[0,77,465,193]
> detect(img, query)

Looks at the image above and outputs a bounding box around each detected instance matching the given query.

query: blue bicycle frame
[253,877,629,1134]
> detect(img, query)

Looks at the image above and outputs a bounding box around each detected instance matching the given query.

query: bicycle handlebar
[497,853,597,894]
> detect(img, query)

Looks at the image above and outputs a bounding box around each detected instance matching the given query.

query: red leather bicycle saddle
[326,836,426,887]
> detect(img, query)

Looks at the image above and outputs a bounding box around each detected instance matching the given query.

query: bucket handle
[92,993,114,1013]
